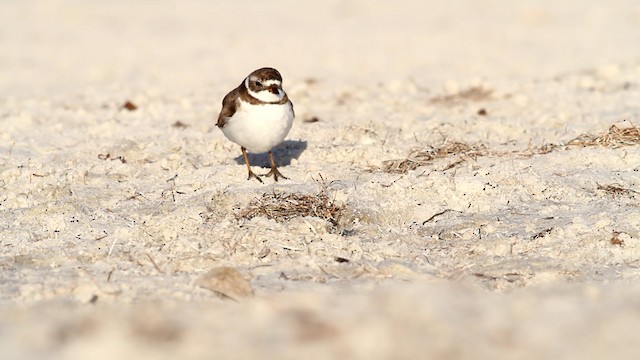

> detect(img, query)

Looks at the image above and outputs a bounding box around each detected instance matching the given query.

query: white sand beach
[2,0,640,358]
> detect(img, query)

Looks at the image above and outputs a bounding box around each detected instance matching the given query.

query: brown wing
[216,86,241,128]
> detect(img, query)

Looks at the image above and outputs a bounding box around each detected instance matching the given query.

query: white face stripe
[248,87,285,103]
[263,79,281,86]
[244,76,285,103]
[246,77,282,86]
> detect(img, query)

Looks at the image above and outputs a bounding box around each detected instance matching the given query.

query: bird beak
[268,85,279,94]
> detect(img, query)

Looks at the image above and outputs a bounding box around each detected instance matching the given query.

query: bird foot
[262,167,288,182]
[247,169,263,183]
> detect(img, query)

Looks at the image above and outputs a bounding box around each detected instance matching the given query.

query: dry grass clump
[525,143,563,156]
[597,183,639,198]
[567,125,640,148]
[237,186,344,226]
[381,124,640,174]
[382,141,487,173]
[430,86,494,104]
[521,124,640,155]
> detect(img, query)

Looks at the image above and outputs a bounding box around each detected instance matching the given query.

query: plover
[216,67,295,182]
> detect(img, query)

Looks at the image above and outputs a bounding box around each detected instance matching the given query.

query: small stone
[121,101,137,111]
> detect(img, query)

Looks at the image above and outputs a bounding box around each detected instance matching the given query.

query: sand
[2,0,640,359]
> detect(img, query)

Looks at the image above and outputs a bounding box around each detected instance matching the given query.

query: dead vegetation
[381,123,640,174]
[236,184,345,227]
[382,141,487,173]
[610,232,625,246]
[567,125,640,148]
[430,86,494,105]
[597,184,639,198]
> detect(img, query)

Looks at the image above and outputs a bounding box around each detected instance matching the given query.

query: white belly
[221,102,294,153]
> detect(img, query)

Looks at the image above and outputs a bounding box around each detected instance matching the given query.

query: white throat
[245,78,285,103]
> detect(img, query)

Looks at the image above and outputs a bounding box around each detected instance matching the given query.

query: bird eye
[255,81,262,87]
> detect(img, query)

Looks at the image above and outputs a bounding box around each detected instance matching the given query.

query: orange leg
[241,147,263,183]
[262,151,287,182]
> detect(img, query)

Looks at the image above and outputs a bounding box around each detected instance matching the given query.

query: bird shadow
[232,140,308,168]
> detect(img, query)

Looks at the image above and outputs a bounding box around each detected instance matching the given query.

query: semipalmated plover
[217,67,295,182]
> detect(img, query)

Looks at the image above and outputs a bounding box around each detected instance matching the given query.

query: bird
[216,67,295,182]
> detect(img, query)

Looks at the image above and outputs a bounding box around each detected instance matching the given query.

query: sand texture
[2,1,640,359]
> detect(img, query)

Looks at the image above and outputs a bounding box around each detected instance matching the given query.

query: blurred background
[1,0,639,97]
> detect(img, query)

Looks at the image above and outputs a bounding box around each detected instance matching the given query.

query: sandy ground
[2,0,640,359]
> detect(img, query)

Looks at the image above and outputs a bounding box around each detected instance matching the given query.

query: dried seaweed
[597,183,639,198]
[381,141,487,173]
[237,186,344,226]
[430,86,494,104]
[567,125,640,148]
[380,124,640,174]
